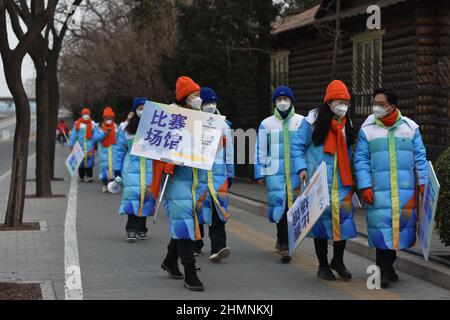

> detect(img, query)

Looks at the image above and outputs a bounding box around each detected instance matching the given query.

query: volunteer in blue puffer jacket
[195,87,235,263]
[354,88,428,288]
[118,97,155,242]
[254,86,304,263]
[69,108,98,183]
[292,80,357,281]
[160,76,205,292]
[94,107,126,193]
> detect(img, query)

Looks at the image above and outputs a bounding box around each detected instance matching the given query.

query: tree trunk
[34,60,53,197]
[4,62,30,227]
[255,2,273,123]
[331,0,341,79]
[48,56,60,179]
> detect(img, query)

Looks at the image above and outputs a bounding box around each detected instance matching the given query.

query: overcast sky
[0,19,35,98]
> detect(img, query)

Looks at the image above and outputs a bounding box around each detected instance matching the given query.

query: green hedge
[435,147,450,246]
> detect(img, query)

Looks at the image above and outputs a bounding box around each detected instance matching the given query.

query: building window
[271,51,290,90]
[352,30,385,116]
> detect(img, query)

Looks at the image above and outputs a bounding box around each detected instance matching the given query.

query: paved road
[0,137,449,300]
[75,167,450,300]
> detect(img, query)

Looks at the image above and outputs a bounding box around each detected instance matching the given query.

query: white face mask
[373,105,392,119]
[202,103,217,114]
[189,97,203,110]
[276,101,291,112]
[332,104,348,118]
[82,115,90,121]
[105,119,113,125]
[136,110,143,118]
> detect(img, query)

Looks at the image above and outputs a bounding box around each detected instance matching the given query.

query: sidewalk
[229,177,450,290]
[0,143,71,299]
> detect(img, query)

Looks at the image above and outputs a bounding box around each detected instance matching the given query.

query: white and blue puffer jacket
[354,112,428,250]
[291,109,357,241]
[94,124,127,181]
[254,107,304,223]
[68,121,98,169]
[197,119,235,225]
[119,129,155,217]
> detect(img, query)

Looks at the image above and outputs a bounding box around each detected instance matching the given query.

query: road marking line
[0,153,37,181]
[228,218,403,300]
[64,177,83,300]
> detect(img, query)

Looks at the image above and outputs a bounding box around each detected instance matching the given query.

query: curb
[346,236,450,290]
[0,281,57,300]
[40,281,57,300]
[229,192,450,291]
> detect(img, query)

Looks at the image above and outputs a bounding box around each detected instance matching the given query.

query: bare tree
[60,0,177,110]
[47,0,83,180]
[0,0,57,227]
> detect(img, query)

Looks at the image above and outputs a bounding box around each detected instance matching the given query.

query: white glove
[114,176,122,185]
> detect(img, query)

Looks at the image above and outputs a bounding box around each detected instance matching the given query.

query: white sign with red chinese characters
[287,161,330,256]
[131,101,226,171]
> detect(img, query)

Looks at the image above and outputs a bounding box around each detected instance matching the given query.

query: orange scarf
[323,117,353,187]
[75,118,93,139]
[101,122,116,147]
[381,108,399,127]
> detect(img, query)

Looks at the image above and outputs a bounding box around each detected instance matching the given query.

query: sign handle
[153,175,170,224]
[62,130,69,144]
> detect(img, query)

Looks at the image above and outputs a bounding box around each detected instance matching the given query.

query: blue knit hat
[200,87,218,103]
[133,97,148,112]
[272,86,295,103]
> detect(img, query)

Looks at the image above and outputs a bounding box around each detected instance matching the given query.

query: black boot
[161,260,184,280]
[317,266,336,281]
[330,241,352,280]
[389,268,399,282]
[381,271,391,288]
[377,248,396,288]
[389,250,399,282]
[183,264,204,291]
[162,239,184,280]
[314,239,335,281]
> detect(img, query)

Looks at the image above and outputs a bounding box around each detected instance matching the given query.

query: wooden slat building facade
[272,0,450,161]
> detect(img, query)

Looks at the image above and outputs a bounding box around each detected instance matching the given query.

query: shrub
[434,147,450,246]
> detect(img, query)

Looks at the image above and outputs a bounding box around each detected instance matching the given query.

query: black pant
[195,225,205,252]
[57,134,66,144]
[102,170,122,185]
[209,205,227,254]
[78,167,93,179]
[165,238,196,268]
[314,238,347,268]
[195,204,227,255]
[376,248,397,275]
[125,214,148,233]
[276,205,289,250]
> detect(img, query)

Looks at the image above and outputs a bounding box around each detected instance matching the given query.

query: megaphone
[107,176,122,194]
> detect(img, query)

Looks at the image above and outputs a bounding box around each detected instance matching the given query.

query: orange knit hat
[103,106,115,119]
[81,108,91,116]
[324,80,351,102]
[175,76,200,102]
